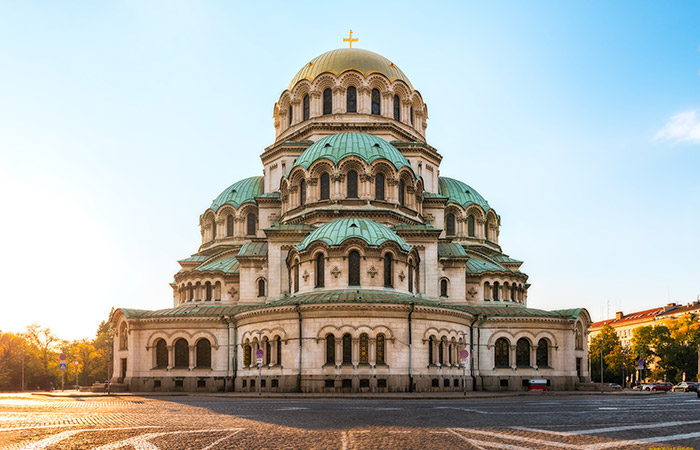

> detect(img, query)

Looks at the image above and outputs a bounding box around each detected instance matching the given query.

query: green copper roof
[438,242,469,259]
[237,242,268,258]
[466,257,508,274]
[178,255,209,263]
[209,176,263,212]
[195,256,240,274]
[453,304,581,319]
[292,133,410,172]
[438,177,491,212]
[296,218,411,252]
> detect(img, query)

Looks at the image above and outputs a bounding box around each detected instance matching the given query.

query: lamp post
[21,348,25,392]
[257,331,263,396]
[600,338,604,395]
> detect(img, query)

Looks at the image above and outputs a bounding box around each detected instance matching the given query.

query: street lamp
[599,338,604,395]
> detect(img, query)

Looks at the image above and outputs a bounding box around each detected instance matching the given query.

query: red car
[650,382,673,391]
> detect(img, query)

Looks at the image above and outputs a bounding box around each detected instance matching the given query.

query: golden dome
[288,48,413,90]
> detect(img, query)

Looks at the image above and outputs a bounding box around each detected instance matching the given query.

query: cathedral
[111,43,591,393]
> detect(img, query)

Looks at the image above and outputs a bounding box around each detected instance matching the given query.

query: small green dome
[293,133,410,172]
[209,176,263,212]
[296,218,411,252]
[438,177,492,212]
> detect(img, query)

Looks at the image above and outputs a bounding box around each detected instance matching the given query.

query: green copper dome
[209,176,263,212]
[288,48,413,90]
[296,218,411,252]
[293,133,410,172]
[438,177,491,212]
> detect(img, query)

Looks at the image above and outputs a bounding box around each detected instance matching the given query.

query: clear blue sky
[1,1,698,340]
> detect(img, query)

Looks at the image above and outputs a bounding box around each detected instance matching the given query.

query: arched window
[375,173,385,200]
[439,339,445,365]
[288,105,292,126]
[393,94,400,120]
[119,323,128,350]
[467,215,475,237]
[275,336,282,365]
[511,284,516,301]
[226,215,234,236]
[383,253,392,287]
[516,338,531,367]
[494,338,509,367]
[348,250,361,286]
[265,338,271,365]
[371,88,380,115]
[493,282,500,301]
[346,86,357,112]
[258,278,265,297]
[188,283,194,301]
[376,333,385,365]
[322,88,332,115]
[214,281,221,301]
[293,260,299,292]
[196,339,211,368]
[483,282,490,300]
[211,221,217,239]
[246,213,256,236]
[428,336,435,365]
[408,262,414,293]
[398,179,405,206]
[326,334,335,365]
[320,173,330,200]
[484,221,490,241]
[536,339,549,367]
[445,213,456,236]
[448,343,453,365]
[410,106,414,125]
[346,170,358,198]
[440,279,448,297]
[243,344,251,367]
[155,339,167,368]
[302,94,310,121]
[359,333,369,364]
[174,338,189,368]
[205,281,212,301]
[315,253,324,288]
[342,333,352,364]
[299,179,306,206]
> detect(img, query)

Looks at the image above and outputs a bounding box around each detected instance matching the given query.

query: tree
[589,324,632,383]
[23,324,60,389]
[0,331,26,390]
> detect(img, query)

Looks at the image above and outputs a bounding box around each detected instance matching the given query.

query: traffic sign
[59,363,67,371]
[74,360,79,366]
[59,353,66,361]
[256,358,263,365]
[256,349,264,358]
[460,349,469,359]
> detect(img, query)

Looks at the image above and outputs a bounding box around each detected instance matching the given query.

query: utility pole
[21,348,25,391]
[600,338,604,394]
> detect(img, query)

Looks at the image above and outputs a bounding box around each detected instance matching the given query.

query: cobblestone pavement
[1,392,699,449]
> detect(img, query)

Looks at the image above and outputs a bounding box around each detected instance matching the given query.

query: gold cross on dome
[343,30,358,48]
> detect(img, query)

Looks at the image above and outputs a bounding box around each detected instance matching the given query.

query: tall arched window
[359,333,369,364]
[320,173,330,200]
[246,213,256,236]
[438,339,445,365]
[516,338,531,367]
[205,282,212,301]
[211,221,217,239]
[467,215,475,237]
[315,253,325,288]
[346,86,357,112]
[293,260,299,292]
[511,284,516,301]
[445,213,456,236]
[428,336,434,365]
[376,333,385,365]
[346,170,358,198]
[299,179,306,206]
[322,88,332,115]
[536,339,549,367]
[371,88,381,115]
[348,250,361,286]
[155,339,167,368]
[440,279,448,297]
[493,282,500,301]
[375,173,385,200]
[275,336,282,365]
[393,94,400,120]
[214,281,221,301]
[243,344,251,367]
[326,334,335,365]
[495,338,509,367]
[196,339,211,368]
[410,106,414,125]
[383,253,392,287]
[226,215,234,236]
[398,180,405,206]
[408,263,414,293]
[342,333,352,364]
[265,338,271,365]
[484,221,490,241]
[174,338,189,368]
[188,283,194,301]
[258,278,266,297]
[288,105,292,126]
[302,94,310,121]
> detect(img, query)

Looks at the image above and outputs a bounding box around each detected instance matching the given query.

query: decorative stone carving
[302,270,309,282]
[331,266,341,278]
[367,266,377,278]
[467,287,478,298]
[398,271,405,282]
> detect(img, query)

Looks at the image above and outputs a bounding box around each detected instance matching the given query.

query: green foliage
[589,324,635,383]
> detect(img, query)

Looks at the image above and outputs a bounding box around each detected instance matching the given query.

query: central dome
[296,218,412,252]
[288,48,413,90]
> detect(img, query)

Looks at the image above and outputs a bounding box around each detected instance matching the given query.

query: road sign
[74,360,79,366]
[59,353,66,361]
[460,349,469,359]
[59,363,67,371]
[637,359,644,366]
[256,358,263,365]
[256,349,263,358]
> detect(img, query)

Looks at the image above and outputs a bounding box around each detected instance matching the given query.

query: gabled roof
[295,218,411,252]
[209,176,264,212]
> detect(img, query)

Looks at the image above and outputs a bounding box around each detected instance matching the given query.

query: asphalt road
[1,392,699,449]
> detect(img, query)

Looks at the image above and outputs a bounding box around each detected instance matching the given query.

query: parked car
[641,383,654,391]
[672,382,699,392]
[650,382,673,391]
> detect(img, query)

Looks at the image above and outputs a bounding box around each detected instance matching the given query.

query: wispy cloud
[655,110,700,143]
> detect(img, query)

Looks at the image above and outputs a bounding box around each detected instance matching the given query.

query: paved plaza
[1,392,699,449]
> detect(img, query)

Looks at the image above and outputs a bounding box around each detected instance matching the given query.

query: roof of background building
[589,307,664,330]
[288,48,413,90]
[292,133,410,172]
[295,218,412,252]
[439,177,491,212]
[209,176,264,212]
